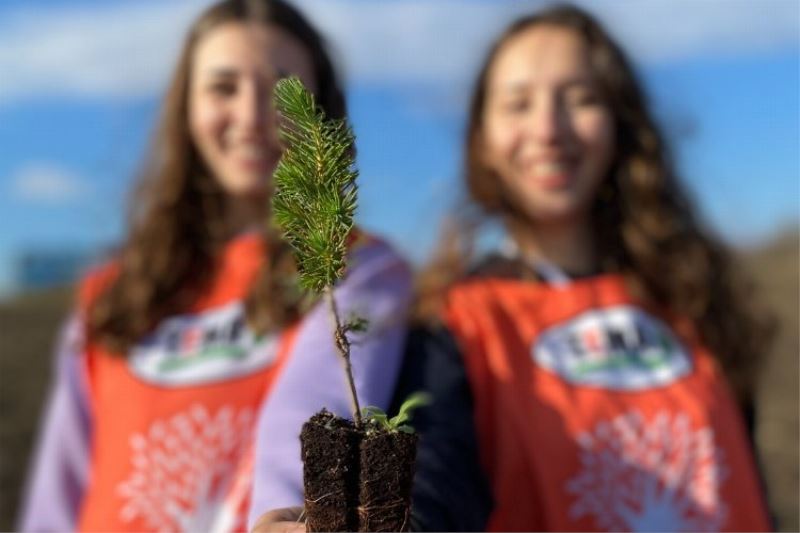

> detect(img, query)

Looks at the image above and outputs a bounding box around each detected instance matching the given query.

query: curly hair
[416,4,773,404]
[88,0,346,353]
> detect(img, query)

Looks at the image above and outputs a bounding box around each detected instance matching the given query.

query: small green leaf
[343,315,369,334]
[361,405,386,418]
[389,391,432,428]
[362,405,392,431]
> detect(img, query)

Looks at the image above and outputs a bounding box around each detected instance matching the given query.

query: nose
[527,97,565,145]
[234,81,269,135]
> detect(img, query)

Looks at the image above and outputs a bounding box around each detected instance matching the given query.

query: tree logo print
[533,306,692,391]
[566,410,728,531]
[128,302,280,387]
[117,403,254,531]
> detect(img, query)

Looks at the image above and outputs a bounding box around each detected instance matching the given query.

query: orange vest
[444,274,770,532]
[76,234,295,532]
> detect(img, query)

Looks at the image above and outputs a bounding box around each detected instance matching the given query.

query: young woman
[19,1,410,531]
[397,4,774,531]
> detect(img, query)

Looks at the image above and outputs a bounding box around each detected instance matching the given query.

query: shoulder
[76,260,120,312]
[445,271,522,310]
[441,263,555,336]
[469,253,534,279]
[440,277,506,341]
[346,229,411,279]
[446,252,539,296]
[349,229,405,259]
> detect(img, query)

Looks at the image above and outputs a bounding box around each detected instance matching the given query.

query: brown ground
[743,230,800,531]
[1,232,797,531]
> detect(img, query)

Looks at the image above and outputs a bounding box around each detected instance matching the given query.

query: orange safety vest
[75,234,295,532]
[444,274,770,532]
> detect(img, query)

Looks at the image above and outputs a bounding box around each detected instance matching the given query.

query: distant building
[15,249,99,290]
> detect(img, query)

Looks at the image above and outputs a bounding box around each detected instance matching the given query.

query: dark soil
[300,409,362,531]
[300,410,418,532]
[358,430,418,532]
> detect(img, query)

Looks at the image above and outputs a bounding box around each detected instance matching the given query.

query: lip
[226,141,278,172]
[519,157,577,190]
[535,172,573,190]
[234,153,275,173]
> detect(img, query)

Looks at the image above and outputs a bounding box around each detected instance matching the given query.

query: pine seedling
[272,77,364,427]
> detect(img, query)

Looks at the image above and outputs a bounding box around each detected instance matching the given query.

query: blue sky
[0,0,798,295]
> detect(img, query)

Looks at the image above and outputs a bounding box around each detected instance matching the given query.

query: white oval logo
[128,302,279,386]
[532,306,692,390]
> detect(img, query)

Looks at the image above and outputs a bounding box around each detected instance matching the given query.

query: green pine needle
[272,77,358,293]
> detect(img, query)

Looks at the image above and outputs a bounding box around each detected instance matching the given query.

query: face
[189,22,316,197]
[480,25,615,225]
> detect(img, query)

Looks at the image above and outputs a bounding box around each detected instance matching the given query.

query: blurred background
[0,0,797,529]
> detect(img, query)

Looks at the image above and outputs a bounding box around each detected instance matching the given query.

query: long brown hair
[417,4,772,403]
[88,0,346,353]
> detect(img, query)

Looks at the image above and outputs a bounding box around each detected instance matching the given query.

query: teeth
[533,161,568,176]
[234,144,266,159]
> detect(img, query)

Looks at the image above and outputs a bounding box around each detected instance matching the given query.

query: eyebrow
[201,67,239,79]
[198,65,293,83]
[562,78,597,89]
[495,76,597,94]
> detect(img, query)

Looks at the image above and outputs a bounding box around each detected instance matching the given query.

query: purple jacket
[18,235,412,532]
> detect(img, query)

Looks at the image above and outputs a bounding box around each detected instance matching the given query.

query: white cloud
[0,0,212,104]
[296,0,800,83]
[0,0,796,104]
[10,163,89,203]
[583,0,800,63]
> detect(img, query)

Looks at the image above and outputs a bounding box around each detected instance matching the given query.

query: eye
[501,98,530,114]
[564,86,602,107]
[207,80,236,97]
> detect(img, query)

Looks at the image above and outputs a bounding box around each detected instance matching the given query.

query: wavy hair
[416,4,773,403]
[88,0,346,353]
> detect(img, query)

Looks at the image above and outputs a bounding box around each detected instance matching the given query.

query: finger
[254,520,305,533]
[251,507,305,533]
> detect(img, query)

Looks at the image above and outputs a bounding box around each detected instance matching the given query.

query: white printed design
[566,410,728,531]
[533,306,692,390]
[128,301,279,386]
[117,404,254,532]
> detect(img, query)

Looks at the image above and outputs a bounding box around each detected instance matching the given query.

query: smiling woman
[188,22,316,201]
[480,24,616,231]
[17,1,411,532]
[402,4,776,531]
